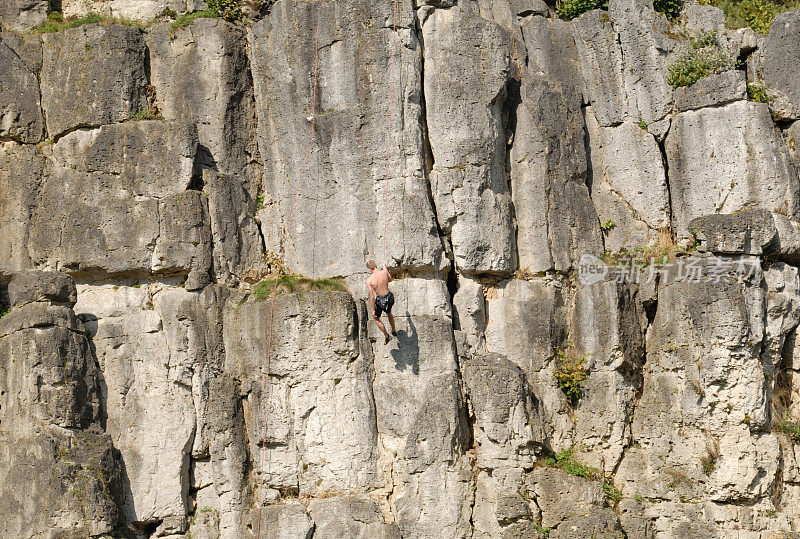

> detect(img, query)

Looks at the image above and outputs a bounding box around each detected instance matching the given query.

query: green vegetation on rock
[545,448,624,506]
[654,0,684,21]
[747,80,770,103]
[667,31,736,88]
[553,346,589,404]
[31,11,146,34]
[707,0,800,34]
[253,275,347,300]
[556,0,608,21]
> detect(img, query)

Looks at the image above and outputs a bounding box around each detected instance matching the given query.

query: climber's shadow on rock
[390,316,419,375]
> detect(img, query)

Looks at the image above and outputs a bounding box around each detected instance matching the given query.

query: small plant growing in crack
[553,345,589,404]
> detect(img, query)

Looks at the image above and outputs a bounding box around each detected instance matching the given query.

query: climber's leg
[388,312,397,335]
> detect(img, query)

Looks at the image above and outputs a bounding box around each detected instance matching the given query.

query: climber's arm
[384,262,393,282]
[367,281,376,316]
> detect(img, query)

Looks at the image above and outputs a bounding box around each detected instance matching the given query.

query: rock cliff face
[3,0,800,537]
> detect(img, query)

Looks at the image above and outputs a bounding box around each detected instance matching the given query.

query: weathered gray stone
[462,353,544,474]
[616,256,780,503]
[682,2,725,36]
[251,0,444,279]
[511,0,548,16]
[512,19,603,272]
[550,509,624,539]
[0,0,48,32]
[224,291,378,497]
[666,101,800,239]
[40,24,147,137]
[0,143,45,282]
[308,495,400,538]
[29,122,211,282]
[0,33,43,143]
[63,0,206,20]
[76,283,199,526]
[8,269,77,307]
[586,111,670,252]
[609,0,680,127]
[250,502,314,539]
[423,4,516,274]
[763,11,800,120]
[203,169,264,286]
[147,18,259,178]
[690,209,778,256]
[530,467,605,529]
[0,273,124,537]
[572,9,627,126]
[674,70,747,112]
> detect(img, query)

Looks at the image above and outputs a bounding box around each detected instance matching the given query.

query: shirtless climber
[366,260,397,344]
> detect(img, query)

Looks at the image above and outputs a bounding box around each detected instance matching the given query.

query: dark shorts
[374,292,394,318]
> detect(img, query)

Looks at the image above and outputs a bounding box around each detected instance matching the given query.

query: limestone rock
[203,169,264,286]
[250,0,444,279]
[0,271,124,537]
[40,24,147,137]
[513,19,603,272]
[224,291,378,496]
[572,9,627,126]
[530,467,605,529]
[666,101,800,239]
[8,268,77,306]
[762,11,800,120]
[76,283,199,526]
[0,144,44,281]
[147,19,259,178]
[609,0,679,127]
[63,0,206,20]
[586,111,670,252]
[0,0,49,32]
[250,503,314,539]
[29,121,212,282]
[308,495,401,538]
[673,70,747,112]
[423,4,516,274]
[0,33,43,143]
[616,256,779,503]
[690,209,778,256]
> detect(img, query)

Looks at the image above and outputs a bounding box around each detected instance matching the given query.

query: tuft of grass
[30,11,148,34]
[0,306,9,319]
[700,442,720,475]
[667,31,737,88]
[545,448,624,506]
[170,9,219,34]
[556,0,608,20]
[775,414,800,442]
[252,275,346,301]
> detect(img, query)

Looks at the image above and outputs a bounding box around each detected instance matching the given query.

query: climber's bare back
[367,268,391,297]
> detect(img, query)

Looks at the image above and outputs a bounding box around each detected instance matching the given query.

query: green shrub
[712,0,799,33]
[556,0,608,20]
[667,31,736,88]
[253,275,347,301]
[0,306,9,319]
[653,0,683,20]
[553,346,589,403]
[207,0,244,20]
[600,219,617,232]
[747,80,770,103]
